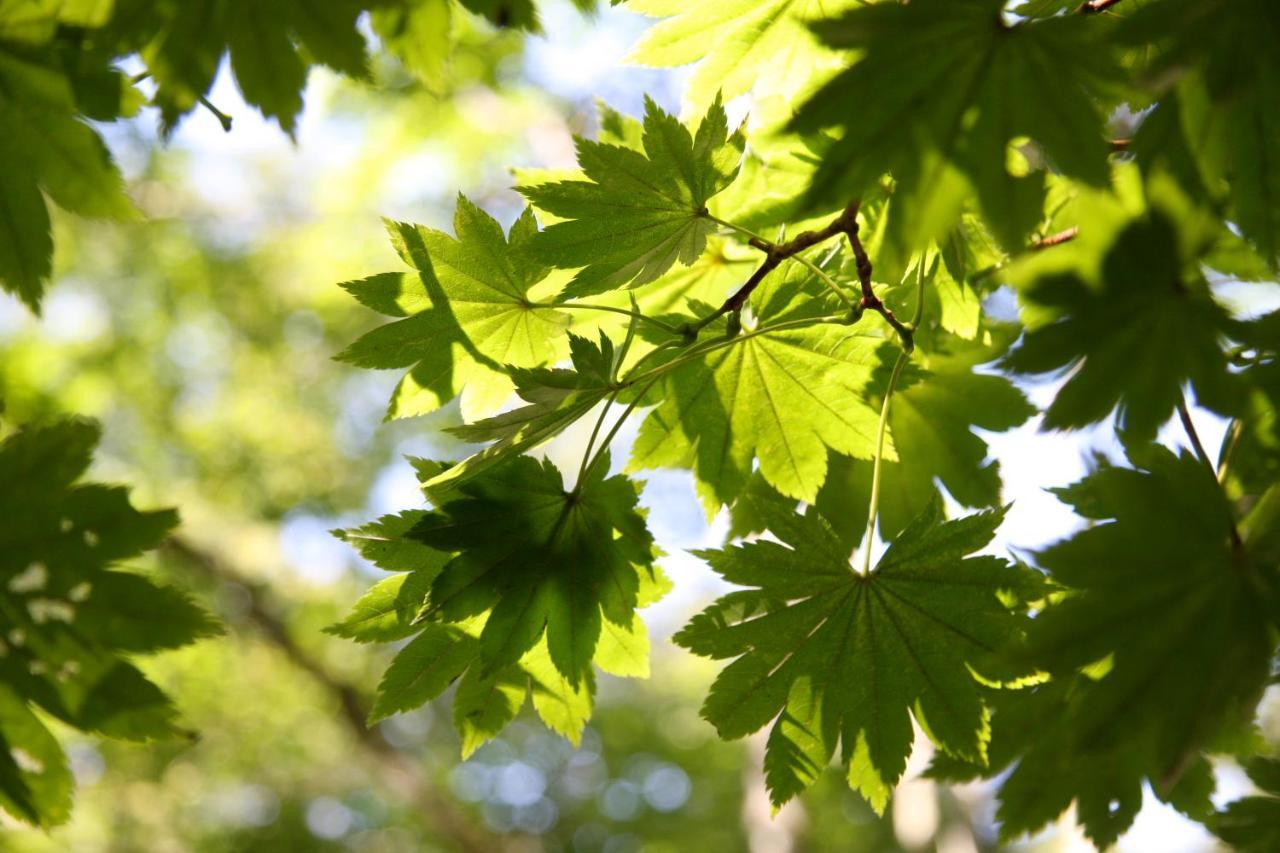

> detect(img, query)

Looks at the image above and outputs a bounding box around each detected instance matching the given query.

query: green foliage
[631,317,888,512]
[6,0,1280,845]
[0,0,559,308]
[676,494,1032,812]
[519,98,744,297]
[329,2,1280,831]
[1004,209,1242,444]
[1208,758,1280,852]
[0,419,220,826]
[438,331,632,486]
[409,454,659,685]
[1000,447,1278,845]
[337,198,569,420]
[626,0,860,116]
[334,453,669,755]
[793,0,1117,246]
[1119,0,1280,262]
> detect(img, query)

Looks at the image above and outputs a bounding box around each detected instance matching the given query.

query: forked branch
[705,201,914,347]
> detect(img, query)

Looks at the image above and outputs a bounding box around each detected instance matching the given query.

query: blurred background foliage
[1,1,1276,851]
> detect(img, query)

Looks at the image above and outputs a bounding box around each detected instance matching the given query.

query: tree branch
[838,203,914,349]
[706,202,914,348]
[1031,227,1080,250]
[163,536,497,853]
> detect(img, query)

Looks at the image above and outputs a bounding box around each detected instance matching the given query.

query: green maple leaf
[626,0,861,117]
[0,686,72,828]
[368,620,598,753]
[1004,211,1242,444]
[337,196,570,421]
[141,0,378,133]
[1121,0,1280,262]
[328,501,457,644]
[332,510,451,575]
[729,336,1034,549]
[630,318,890,512]
[0,420,220,826]
[408,455,659,686]
[519,97,744,297]
[814,343,1034,548]
[351,457,669,754]
[1208,758,1280,853]
[0,47,136,309]
[793,0,1118,246]
[926,677,1214,849]
[993,447,1279,845]
[371,0,452,90]
[677,495,1029,811]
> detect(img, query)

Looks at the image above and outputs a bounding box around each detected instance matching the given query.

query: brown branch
[704,201,913,347]
[163,536,496,853]
[838,204,914,349]
[1031,227,1080,250]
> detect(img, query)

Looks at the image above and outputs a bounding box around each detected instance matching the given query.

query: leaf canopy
[939,447,1280,846]
[793,0,1117,246]
[0,420,220,826]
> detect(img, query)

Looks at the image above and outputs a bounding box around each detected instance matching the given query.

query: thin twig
[708,203,912,346]
[861,260,927,573]
[840,205,914,349]
[1032,227,1080,250]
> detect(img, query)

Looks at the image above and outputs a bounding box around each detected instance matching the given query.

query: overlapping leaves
[1120,0,1280,263]
[806,342,1034,548]
[935,448,1279,847]
[432,331,641,488]
[320,8,1280,844]
[626,0,861,117]
[0,0,588,310]
[1208,758,1280,852]
[519,97,744,297]
[1004,210,1241,444]
[677,493,1032,811]
[332,454,669,753]
[631,316,890,512]
[0,420,220,826]
[793,0,1117,246]
[0,10,138,308]
[338,197,568,420]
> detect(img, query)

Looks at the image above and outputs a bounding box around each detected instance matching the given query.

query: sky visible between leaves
[4,0,1280,849]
